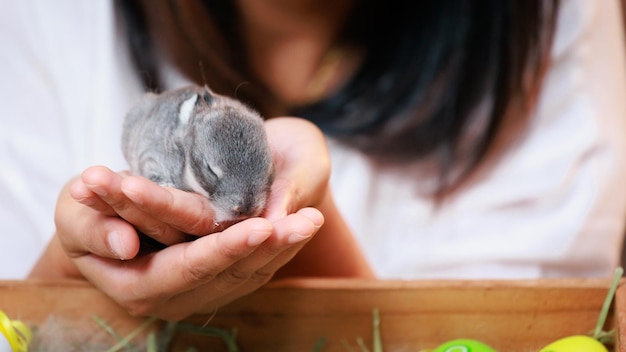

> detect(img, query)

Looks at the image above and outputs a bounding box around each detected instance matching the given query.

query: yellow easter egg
[540,335,608,352]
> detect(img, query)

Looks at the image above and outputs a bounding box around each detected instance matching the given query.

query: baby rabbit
[122,85,274,223]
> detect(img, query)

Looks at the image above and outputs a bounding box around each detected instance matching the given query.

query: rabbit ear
[178,93,199,125]
[200,85,215,104]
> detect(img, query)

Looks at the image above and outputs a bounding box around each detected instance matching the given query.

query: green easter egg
[540,335,608,352]
[433,339,497,352]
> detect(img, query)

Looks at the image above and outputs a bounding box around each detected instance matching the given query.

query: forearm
[28,234,83,279]
[275,189,374,279]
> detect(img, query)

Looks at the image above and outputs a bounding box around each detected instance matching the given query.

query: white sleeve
[0,1,142,278]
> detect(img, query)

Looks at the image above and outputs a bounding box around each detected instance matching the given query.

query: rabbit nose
[231,207,255,220]
[232,194,257,218]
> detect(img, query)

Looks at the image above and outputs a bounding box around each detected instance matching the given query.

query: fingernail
[247,230,271,247]
[287,232,312,244]
[107,231,127,259]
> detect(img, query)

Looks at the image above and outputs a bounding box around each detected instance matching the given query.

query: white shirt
[0,1,140,278]
[1,0,625,279]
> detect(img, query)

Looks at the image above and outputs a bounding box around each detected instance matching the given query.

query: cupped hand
[62,116,332,258]
[263,117,331,220]
[32,117,334,319]
[71,207,323,320]
[43,172,324,320]
[64,166,219,257]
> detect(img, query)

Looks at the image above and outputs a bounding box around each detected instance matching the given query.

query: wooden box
[0,278,624,351]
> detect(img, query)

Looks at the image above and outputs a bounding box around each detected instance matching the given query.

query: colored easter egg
[432,338,497,352]
[539,335,608,352]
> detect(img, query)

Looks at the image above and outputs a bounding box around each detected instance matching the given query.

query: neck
[236,0,359,108]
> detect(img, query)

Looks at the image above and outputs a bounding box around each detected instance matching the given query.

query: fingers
[262,118,331,221]
[159,207,324,319]
[224,207,324,289]
[74,217,274,319]
[68,178,116,215]
[120,176,218,235]
[75,216,140,260]
[214,207,323,290]
[80,166,189,245]
[72,208,324,320]
[56,178,141,260]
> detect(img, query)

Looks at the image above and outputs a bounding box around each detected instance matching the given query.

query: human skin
[29,0,374,320]
[29,118,373,320]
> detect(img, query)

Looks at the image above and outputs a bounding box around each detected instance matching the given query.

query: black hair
[115,0,560,197]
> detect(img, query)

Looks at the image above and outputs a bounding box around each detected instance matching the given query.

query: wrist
[28,234,83,280]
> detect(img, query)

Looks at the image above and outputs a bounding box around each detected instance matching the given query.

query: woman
[2,0,625,320]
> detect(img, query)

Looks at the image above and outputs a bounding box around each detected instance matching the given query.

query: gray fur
[122,85,274,222]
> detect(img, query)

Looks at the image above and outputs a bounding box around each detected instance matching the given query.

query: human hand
[262,117,331,220]
[63,116,332,257]
[57,206,322,320]
[35,117,332,319]
[43,173,324,319]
